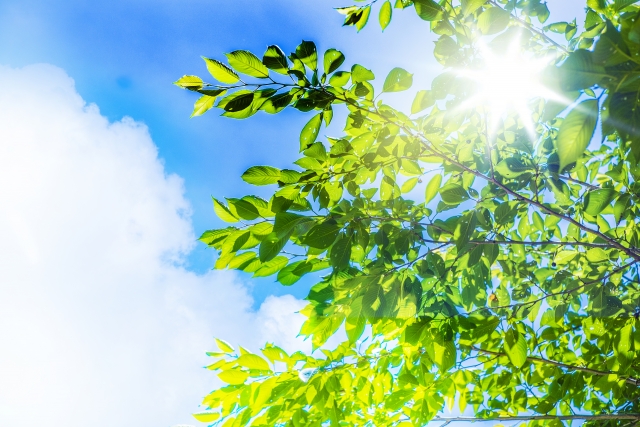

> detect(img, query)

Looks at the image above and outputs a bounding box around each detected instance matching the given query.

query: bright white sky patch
[0,64,308,427]
[455,38,563,136]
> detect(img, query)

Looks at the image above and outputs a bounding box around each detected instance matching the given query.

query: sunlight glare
[456,39,562,136]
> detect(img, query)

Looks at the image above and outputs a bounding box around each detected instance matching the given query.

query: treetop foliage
[177,0,640,425]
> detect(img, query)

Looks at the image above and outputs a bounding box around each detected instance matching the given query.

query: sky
[0,1,584,426]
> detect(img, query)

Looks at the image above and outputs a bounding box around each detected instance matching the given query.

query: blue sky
[0,0,449,302]
[0,1,585,426]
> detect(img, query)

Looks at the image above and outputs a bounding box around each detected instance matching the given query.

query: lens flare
[455,38,564,137]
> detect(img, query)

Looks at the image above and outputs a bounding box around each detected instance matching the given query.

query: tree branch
[488,0,570,54]
[418,237,617,249]
[471,346,640,387]
[431,414,640,422]
[327,89,640,263]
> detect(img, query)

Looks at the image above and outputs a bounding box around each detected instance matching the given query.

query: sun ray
[453,37,569,141]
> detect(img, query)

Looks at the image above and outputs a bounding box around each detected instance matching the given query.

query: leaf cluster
[177,1,640,426]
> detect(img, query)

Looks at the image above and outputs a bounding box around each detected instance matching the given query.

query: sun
[456,38,563,136]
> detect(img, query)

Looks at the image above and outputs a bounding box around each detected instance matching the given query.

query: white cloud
[0,64,308,427]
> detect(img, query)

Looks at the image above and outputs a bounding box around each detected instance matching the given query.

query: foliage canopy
[178,0,640,425]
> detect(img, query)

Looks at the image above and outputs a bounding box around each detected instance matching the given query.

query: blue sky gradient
[0,0,450,304]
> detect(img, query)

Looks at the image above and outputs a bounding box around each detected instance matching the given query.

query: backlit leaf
[556,100,598,171]
[477,7,510,35]
[202,57,240,84]
[382,67,413,92]
[226,50,270,78]
[379,0,392,30]
[241,166,281,186]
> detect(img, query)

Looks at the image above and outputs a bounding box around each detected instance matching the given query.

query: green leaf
[254,255,288,277]
[477,7,510,35]
[227,198,260,220]
[330,233,352,270]
[413,0,442,21]
[411,90,435,114]
[557,50,606,91]
[425,174,442,204]
[304,221,340,249]
[216,338,235,353]
[346,296,366,344]
[461,0,486,16]
[202,57,240,84]
[193,412,221,422]
[241,166,281,186]
[296,40,318,71]
[263,45,289,75]
[454,213,477,249]
[300,113,322,151]
[356,6,371,31]
[351,64,375,83]
[401,177,419,193]
[259,232,287,262]
[586,247,608,263]
[381,176,401,200]
[504,328,528,368]
[277,261,310,286]
[382,67,413,92]
[191,95,217,118]
[432,338,456,372]
[556,99,598,171]
[323,49,345,75]
[273,212,307,237]
[495,158,533,179]
[218,90,255,116]
[613,193,631,223]
[236,353,271,370]
[218,369,249,385]
[174,75,203,90]
[226,50,270,78]
[213,198,239,222]
[228,251,257,270]
[587,0,606,12]
[261,89,295,114]
[329,71,351,87]
[439,183,469,205]
[379,0,392,30]
[613,0,638,11]
[583,188,615,216]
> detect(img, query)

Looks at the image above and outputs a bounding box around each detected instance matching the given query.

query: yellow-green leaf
[193,412,221,422]
[213,198,239,223]
[218,368,249,385]
[556,99,598,171]
[477,7,510,35]
[379,0,392,30]
[202,57,240,84]
[382,67,413,92]
[191,95,217,118]
[401,177,419,193]
[504,328,528,368]
[174,75,203,90]
[215,338,235,353]
[586,247,608,263]
[300,113,322,151]
[226,50,270,78]
[425,174,442,204]
[236,353,271,371]
[323,48,345,74]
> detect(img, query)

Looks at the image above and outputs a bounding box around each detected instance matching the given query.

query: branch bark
[432,414,640,422]
[471,346,640,387]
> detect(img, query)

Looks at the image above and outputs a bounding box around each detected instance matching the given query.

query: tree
[176,0,640,425]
